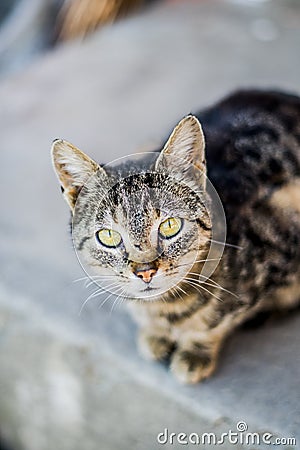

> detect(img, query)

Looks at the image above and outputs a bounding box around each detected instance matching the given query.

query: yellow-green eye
[96,229,122,248]
[159,217,182,239]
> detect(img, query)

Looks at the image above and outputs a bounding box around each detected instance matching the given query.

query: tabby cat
[52,90,300,383]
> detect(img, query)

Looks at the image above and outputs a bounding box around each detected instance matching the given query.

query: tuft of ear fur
[155,115,206,190]
[51,139,103,211]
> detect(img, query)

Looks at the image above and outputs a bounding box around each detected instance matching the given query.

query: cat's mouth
[142,286,159,292]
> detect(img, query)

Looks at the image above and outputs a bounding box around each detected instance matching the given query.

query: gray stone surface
[0,0,56,79]
[0,0,299,449]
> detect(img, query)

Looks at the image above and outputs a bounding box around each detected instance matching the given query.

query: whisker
[208,238,243,250]
[177,257,222,269]
[110,295,120,315]
[78,290,103,317]
[172,285,184,302]
[169,286,180,301]
[196,279,236,299]
[73,274,115,282]
[183,277,224,302]
[110,288,126,315]
[176,284,188,298]
[78,280,121,316]
[181,279,203,295]
[187,272,239,298]
[73,274,116,290]
[97,289,118,310]
[183,278,217,298]
[98,284,125,315]
[116,292,129,310]
[85,275,116,289]
[73,276,90,283]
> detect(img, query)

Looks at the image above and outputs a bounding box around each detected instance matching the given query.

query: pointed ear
[155,115,206,190]
[51,139,104,211]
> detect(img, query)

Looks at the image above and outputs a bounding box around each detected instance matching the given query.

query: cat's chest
[127,295,218,334]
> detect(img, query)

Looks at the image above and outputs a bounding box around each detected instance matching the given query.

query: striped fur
[52,90,300,383]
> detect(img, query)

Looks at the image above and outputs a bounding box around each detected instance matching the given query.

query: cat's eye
[96,229,122,248]
[159,217,182,239]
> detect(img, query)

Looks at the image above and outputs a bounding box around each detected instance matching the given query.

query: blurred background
[0,1,299,449]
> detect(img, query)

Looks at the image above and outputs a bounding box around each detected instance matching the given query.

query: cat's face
[52,116,212,300]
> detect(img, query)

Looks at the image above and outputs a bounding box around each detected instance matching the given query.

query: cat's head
[52,116,213,300]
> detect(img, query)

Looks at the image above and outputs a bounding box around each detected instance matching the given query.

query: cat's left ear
[51,139,105,211]
[155,115,206,190]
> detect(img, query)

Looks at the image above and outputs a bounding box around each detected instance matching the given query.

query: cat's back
[195,91,300,300]
[197,90,300,207]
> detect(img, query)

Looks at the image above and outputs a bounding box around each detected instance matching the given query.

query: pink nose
[135,268,157,284]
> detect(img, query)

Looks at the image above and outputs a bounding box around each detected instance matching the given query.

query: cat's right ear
[51,139,106,211]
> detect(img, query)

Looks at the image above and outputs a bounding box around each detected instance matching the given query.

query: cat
[51,89,300,384]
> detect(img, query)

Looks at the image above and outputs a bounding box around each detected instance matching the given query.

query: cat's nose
[134,268,157,284]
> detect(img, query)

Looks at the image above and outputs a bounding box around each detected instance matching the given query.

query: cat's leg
[138,327,175,361]
[169,297,244,384]
[169,298,252,384]
[126,302,175,360]
[170,330,225,384]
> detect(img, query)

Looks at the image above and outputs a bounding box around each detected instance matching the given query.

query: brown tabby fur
[52,90,300,383]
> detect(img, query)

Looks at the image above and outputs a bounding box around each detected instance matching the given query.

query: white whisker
[183,277,224,302]
[187,272,239,298]
[172,286,181,301]
[97,289,118,310]
[208,238,243,250]
[110,288,126,315]
[85,275,116,289]
[78,280,121,316]
[177,257,222,269]
[175,284,188,298]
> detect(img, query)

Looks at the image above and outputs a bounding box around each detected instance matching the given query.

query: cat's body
[52,90,300,383]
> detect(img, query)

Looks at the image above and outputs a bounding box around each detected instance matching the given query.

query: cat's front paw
[138,330,174,361]
[170,346,216,384]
